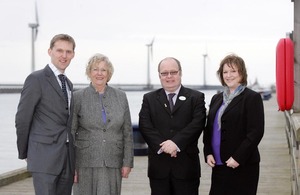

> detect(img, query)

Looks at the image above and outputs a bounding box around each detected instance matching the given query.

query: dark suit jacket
[203,88,264,165]
[15,65,75,175]
[139,86,206,179]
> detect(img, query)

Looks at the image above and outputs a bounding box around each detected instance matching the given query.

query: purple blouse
[212,103,224,165]
[99,94,106,124]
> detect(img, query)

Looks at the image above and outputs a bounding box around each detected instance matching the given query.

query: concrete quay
[0,97,291,194]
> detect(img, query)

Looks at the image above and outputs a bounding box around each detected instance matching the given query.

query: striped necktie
[168,93,175,111]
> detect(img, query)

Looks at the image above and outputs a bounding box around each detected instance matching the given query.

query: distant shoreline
[0,84,223,93]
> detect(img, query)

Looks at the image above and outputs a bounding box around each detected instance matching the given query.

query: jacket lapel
[223,90,244,115]
[210,93,223,117]
[172,86,189,113]
[156,86,190,113]
[44,65,67,101]
[66,77,73,91]
[156,89,171,112]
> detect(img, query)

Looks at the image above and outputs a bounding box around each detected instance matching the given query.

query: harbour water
[0,89,216,175]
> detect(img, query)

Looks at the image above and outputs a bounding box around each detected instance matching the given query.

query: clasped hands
[206,155,239,169]
[159,140,178,157]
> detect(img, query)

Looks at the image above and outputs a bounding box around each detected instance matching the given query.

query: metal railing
[284,110,300,194]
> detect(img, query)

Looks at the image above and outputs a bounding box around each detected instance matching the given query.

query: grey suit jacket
[15,65,75,175]
[72,84,134,168]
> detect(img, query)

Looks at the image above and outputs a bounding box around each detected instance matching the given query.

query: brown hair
[217,54,248,86]
[49,34,76,51]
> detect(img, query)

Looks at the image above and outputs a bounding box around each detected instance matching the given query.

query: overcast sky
[0,0,294,87]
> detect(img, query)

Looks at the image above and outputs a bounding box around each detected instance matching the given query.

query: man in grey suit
[15,34,76,195]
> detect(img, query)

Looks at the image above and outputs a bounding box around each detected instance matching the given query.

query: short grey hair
[85,53,114,82]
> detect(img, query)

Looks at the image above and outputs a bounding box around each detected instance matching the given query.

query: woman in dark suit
[203,54,264,195]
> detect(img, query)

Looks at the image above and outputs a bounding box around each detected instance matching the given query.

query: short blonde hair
[85,53,114,82]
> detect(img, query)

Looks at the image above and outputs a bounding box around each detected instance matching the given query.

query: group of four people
[15,33,264,195]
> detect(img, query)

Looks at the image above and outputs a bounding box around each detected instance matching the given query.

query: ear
[47,48,51,56]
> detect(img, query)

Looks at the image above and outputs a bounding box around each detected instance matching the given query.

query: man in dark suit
[15,34,76,195]
[139,57,206,195]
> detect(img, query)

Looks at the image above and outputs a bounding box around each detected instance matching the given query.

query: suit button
[103,129,106,132]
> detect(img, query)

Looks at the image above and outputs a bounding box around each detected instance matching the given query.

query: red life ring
[276,38,294,111]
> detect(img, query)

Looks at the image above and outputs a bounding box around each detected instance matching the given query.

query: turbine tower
[28,1,39,72]
[202,53,208,88]
[146,37,155,89]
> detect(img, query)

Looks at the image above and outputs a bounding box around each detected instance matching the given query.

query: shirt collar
[165,85,181,96]
[49,63,65,77]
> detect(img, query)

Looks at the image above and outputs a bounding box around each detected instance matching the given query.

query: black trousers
[209,163,259,195]
[150,176,200,195]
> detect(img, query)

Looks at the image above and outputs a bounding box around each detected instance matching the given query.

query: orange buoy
[276,38,294,111]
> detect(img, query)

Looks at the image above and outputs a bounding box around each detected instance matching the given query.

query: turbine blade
[35,29,38,41]
[151,36,155,46]
[34,0,39,41]
[35,1,39,25]
[149,36,154,62]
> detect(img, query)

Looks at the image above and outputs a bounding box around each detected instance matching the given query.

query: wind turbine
[202,53,208,88]
[28,1,39,72]
[146,37,155,89]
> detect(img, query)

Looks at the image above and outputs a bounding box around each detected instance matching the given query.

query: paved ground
[0,97,291,194]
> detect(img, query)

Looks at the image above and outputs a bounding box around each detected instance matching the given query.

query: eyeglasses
[160,71,179,77]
